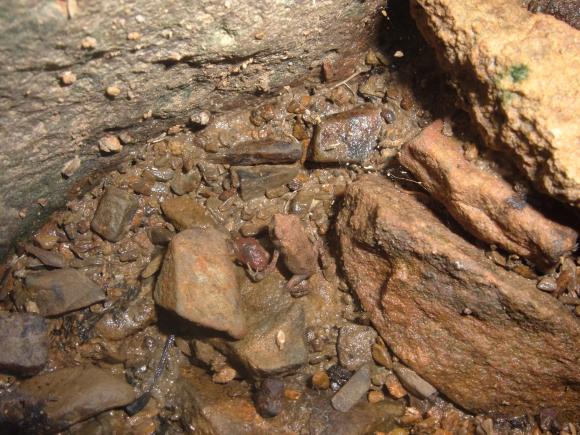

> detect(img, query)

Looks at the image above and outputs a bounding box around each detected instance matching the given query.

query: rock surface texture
[0,313,48,375]
[400,120,578,268]
[0,0,384,259]
[337,175,580,420]
[410,0,580,207]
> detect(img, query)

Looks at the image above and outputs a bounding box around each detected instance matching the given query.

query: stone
[24,243,66,268]
[526,0,580,29]
[310,106,382,163]
[399,120,577,268]
[367,390,385,404]
[91,187,138,242]
[385,374,407,399]
[161,195,216,231]
[337,175,580,419]
[254,378,284,418]
[25,268,105,316]
[18,366,136,431]
[211,139,303,165]
[94,296,156,340]
[337,324,377,371]
[0,313,48,375]
[98,135,122,153]
[393,364,437,400]
[311,371,330,390]
[331,364,371,412]
[410,0,580,206]
[148,227,174,245]
[328,364,353,392]
[154,228,247,339]
[170,170,201,195]
[232,165,299,200]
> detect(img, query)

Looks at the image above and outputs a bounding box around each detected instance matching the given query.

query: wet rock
[91,187,138,242]
[310,106,382,163]
[400,120,578,268]
[411,0,580,206]
[25,268,105,316]
[385,374,407,399]
[154,228,247,339]
[18,366,136,432]
[331,364,371,412]
[170,170,201,195]
[328,364,353,392]
[337,324,377,371]
[95,297,156,340]
[393,364,437,400]
[311,370,331,390]
[232,165,299,200]
[337,175,580,419]
[218,302,307,377]
[147,227,174,245]
[270,213,318,288]
[0,313,48,375]
[210,139,303,165]
[24,243,66,268]
[254,378,284,418]
[161,196,216,231]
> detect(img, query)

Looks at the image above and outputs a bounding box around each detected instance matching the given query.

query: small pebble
[381,109,396,124]
[127,31,141,41]
[284,389,302,400]
[99,135,123,153]
[254,378,284,418]
[387,428,409,435]
[60,71,76,86]
[327,364,352,391]
[80,36,97,49]
[106,86,121,98]
[61,155,81,178]
[537,276,557,293]
[385,373,407,399]
[212,367,237,384]
[190,111,211,126]
[371,340,392,368]
[367,390,385,403]
[311,370,330,390]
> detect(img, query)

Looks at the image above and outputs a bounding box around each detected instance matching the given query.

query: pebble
[311,370,331,390]
[80,36,97,49]
[255,378,284,418]
[331,364,371,412]
[232,165,299,200]
[160,196,216,231]
[190,110,211,126]
[337,324,377,371]
[170,170,201,195]
[61,155,81,178]
[327,364,353,391]
[385,373,407,399]
[60,71,76,86]
[381,108,396,124]
[127,31,141,41]
[91,187,138,242]
[147,227,174,245]
[106,85,121,98]
[284,389,302,400]
[0,313,48,375]
[393,364,437,399]
[154,228,247,339]
[210,139,303,166]
[367,390,385,403]
[537,275,557,292]
[98,135,123,153]
[25,268,105,316]
[24,244,66,268]
[371,340,393,369]
[212,367,237,384]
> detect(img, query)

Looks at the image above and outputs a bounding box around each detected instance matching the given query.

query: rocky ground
[0,2,578,435]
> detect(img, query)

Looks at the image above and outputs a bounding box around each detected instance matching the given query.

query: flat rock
[411,0,580,206]
[232,165,299,200]
[154,228,247,339]
[161,195,216,231]
[331,364,371,412]
[210,139,303,165]
[392,364,437,400]
[310,106,382,163]
[0,313,48,375]
[19,366,136,432]
[337,175,580,420]
[337,324,377,371]
[25,268,105,316]
[400,120,578,268]
[91,187,138,242]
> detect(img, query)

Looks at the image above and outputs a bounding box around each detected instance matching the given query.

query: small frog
[270,213,319,290]
[232,236,278,282]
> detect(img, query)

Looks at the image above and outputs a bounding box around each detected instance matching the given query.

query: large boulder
[410,0,580,207]
[337,175,580,420]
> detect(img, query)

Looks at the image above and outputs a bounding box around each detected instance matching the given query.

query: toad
[232,236,278,282]
[270,213,319,289]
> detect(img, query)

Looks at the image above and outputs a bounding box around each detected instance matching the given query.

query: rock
[94,297,156,340]
[218,302,307,377]
[331,364,371,412]
[147,227,175,245]
[337,324,377,371]
[98,135,122,153]
[0,313,48,375]
[526,0,580,29]
[254,378,285,418]
[311,371,331,390]
[310,106,382,163]
[385,374,407,399]
[210,139,303,165]
[410,0,580,206]
[25,268,105,316]
[24,243,66,268]
[232,165,299,200]
[328,364,353,392]
[154,228,246,339]
[170,170,201,195]
[399,120,578,268]
[212,366,237,384]
[91,187,138,242]
[337,175,580,419]
[367,390,385,404]
[161,195,216,231]
[18,366,136,431]
[393,364,437,400]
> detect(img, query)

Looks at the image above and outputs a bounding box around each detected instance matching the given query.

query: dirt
[0,3,578,435]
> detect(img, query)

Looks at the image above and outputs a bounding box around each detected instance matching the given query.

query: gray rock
[91,187,138,242]
[170,170,201,196]
[232,165,299,200]
[25,268,105,316]
[337,324,377,371]
[154,228,247,339]
[211,139,303,165]
[331,364,371,412]
[310,106,382,163]
[254,378,285,418]
[0,313,48,375]
[24,244,66,268]
[393,364,437,399]
[19,366,136,432]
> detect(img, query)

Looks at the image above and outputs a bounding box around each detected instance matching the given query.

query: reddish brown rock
[337,175,580,420]
[91,187,138,242]
[161,195,216,231]
[400,120,578,268]
[154,228,247,339]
